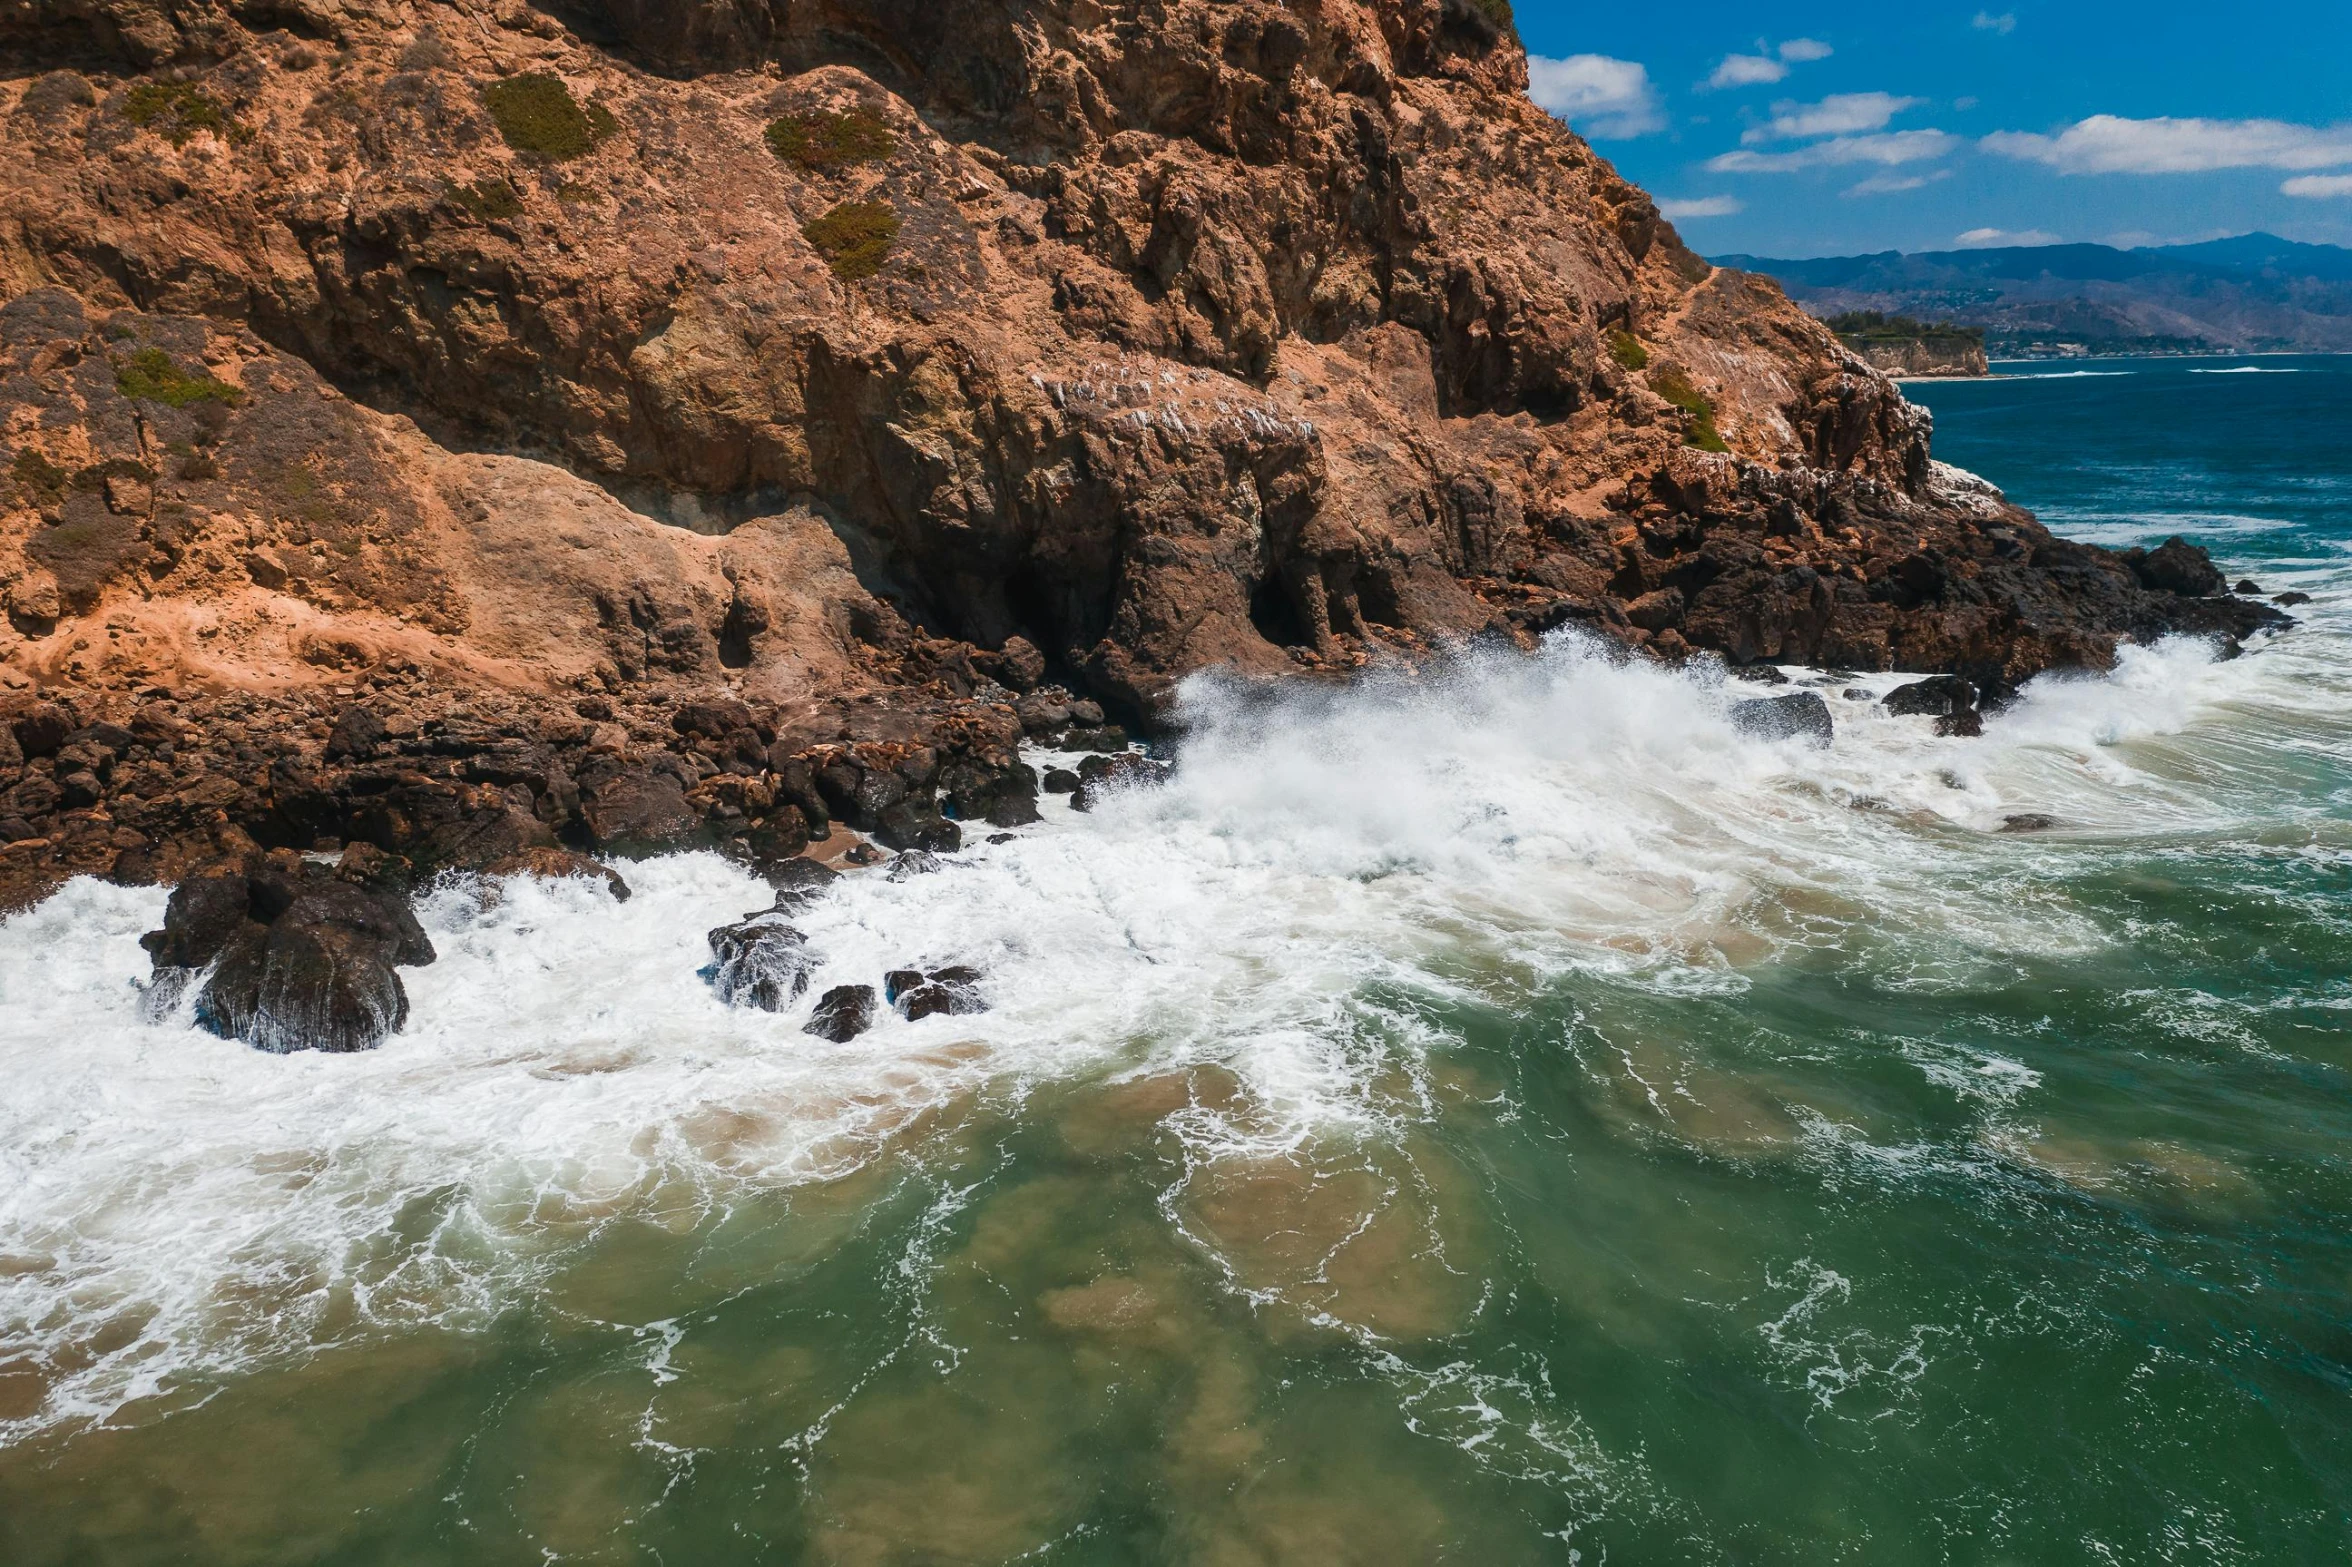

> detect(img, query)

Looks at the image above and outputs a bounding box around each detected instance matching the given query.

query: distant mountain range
[1713,234,2352,356]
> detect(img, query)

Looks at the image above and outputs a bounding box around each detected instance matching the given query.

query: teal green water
[2,357,2348,1563]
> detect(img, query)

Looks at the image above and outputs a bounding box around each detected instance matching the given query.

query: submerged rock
[804,983,877,1042]
[482,847,632,901]
[1999,813,2060,833]
[887,963,987,1020]
[706,913,818,1011]
[142,854,436,1054]
[762,855,840,907]
[1729,692,1834,748]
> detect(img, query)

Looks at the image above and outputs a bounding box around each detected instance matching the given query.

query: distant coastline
[1716,233,2352,358]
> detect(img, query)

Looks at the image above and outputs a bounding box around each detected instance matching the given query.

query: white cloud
[1658,196,1744,219]
[2282,174,2352,198]
[1527,54,1666,138]
[1983,115,2352,174]
[1845,169,1952,197]
[1708,129,1959,173]
[1744,92,1922,144]
[1973,12,2017,34]
[1956,227,2061,247]
[1954,95,1980,111]
[1778,38,1834,62]
[1708,53,1786,89]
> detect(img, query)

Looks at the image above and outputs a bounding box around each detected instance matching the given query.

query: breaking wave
[1,604,2345,1447]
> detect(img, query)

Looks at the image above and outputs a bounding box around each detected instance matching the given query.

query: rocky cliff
[0,0,2287,911]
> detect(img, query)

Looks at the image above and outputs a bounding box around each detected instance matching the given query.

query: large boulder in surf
[142,855,436,1053]
[804,983,877,1042]
[1883,675,1977,717]
[1730,692,1835,748]
[1069,752,1173,812]
[2122,537,2228,598]
[706,911,819,1010]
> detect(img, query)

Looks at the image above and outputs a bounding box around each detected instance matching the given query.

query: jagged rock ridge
[0,0,2289,913]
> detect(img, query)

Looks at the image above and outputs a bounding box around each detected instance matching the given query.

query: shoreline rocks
[141,850,434,1054]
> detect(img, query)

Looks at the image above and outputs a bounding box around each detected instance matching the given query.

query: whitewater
[3,354,2348,1564]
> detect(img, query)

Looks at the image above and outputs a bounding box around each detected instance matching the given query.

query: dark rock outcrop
[706,911,818,1011]
[805,983,877,1042]
[1730,692,1835,748]
[142,853,435,1054]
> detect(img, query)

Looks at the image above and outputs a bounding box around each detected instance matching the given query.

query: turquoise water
[0,358,2346,1563]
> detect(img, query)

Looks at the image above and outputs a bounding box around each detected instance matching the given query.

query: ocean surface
[2,355,2347,1564]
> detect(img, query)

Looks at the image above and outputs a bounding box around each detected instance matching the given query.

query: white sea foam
[2188,367,2300,374]
[0,616,2344,1446]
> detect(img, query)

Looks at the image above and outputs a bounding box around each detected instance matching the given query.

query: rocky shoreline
[0,0,2300,1048]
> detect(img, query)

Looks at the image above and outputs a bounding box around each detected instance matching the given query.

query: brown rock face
[0,0,2290,906]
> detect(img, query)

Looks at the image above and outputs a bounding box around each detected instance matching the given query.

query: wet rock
[896,964,987,1020]
[1729,664,1789,685]
[842,841,887,866]
[884,968,924,1003]
[938,755,1040,828]
[1999,813,2060,833]
[1042,767,1080,795]
[1061,724,1133,754]
[887,850,941,880]
[1729,692,1834,748]
[2273,591,2311,607]
[1933,710,1985,738]
[875,800,960,853]
[143,857,436,1054]
[1070,751,1172,811]
[2234,579,2262,595]
[1843,688,1873,701]
[804,984,876,1042]
[761,854,839,906]
[706,912,817,1011]
[482,847,632,901]
[1884,675,1977,718]
[2123,537,2227,598]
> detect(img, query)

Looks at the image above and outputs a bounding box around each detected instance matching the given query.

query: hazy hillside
[1716,234,2352,356]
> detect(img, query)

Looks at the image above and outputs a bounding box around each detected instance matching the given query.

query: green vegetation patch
[121,80,248,147]
[10,448,69,505]
[1824,310,1984,344]
[483,73,616,161]
[114,348,243,409]
[447,177,525,220]
[803,201,900,282]
[766,107,897,171]
[1468,0,1516,31]
[1605,328,1649,371]
[1650,368,1729,454]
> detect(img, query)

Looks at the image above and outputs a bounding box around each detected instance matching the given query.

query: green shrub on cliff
[1650,369,1729,453]
[121,80,247,147]
[483,73,616,160]
[114,348,242,409]
[803,202,900,281]
[1606,328,1649,371]
[766,108,896,171]
[447,177,525,220]
[10,448,69,505]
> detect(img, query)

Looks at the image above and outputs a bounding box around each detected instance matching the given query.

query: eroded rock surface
[0,0,2295,918]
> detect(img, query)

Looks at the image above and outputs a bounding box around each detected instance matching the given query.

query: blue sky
[1512,1,2352,257]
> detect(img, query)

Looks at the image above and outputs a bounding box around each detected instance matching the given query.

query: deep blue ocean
[1913,354,2352,595]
